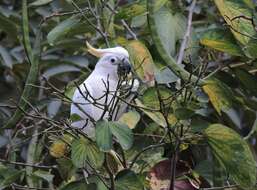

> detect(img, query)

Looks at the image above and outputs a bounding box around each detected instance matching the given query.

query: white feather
[70,46,131,137]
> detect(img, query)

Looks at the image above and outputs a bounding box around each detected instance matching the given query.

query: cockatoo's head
[86,42,131,79]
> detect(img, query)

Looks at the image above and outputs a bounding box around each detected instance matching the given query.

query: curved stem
[147,0,205,86]
[3,0,40,130]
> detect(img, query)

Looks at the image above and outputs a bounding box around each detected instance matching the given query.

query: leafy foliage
[0,0,257,189]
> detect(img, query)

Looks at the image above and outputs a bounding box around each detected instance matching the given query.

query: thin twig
[176,0,196,66]
[0,159,57,169]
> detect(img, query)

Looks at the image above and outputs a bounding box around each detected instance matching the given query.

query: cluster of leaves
[0,0,257,190]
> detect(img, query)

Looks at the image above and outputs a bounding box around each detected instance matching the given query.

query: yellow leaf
[203,79,233,115]
[119,111,140,129]
[126,40,156,85]
[50,141,67,158]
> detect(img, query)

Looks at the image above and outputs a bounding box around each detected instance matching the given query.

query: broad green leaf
[70,113,83,123]
[200,28,243,56]
[116,0,168,19]
[115,169,143,190]
[126,40,156,83]
[47,15,81,45]
[174,108,194,120]
[203,79,233,115]
[135,99,166,127]
[60,181,96,190]
[119,111,141,129]
[154,66,179,84]
[95,120,113,151]
[233,68,257,96]
[29,0,53,6]
[153,7,188,57]
[244,37,257,58]
[57,158,75,180]
[71,137,104,168]
[205,124,256,188]
[96,120,133,151]
[33,170,54,183]
[0,14,18,40]
[42,65,80,79]
[109,122,133,150]
[141,86,171,110]
[0,164,24,188]
[214,0,256,45]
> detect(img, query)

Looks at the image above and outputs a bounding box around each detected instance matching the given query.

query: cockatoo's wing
[70,82,95,136]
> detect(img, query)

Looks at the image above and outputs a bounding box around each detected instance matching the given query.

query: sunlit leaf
[214,0,256,45]
[126,40,156,84]
[50,140,67,158]
[205,124,256,188]
[119,111,140,129]
[200,28,243,56]
[203,78,233,115]
[71,137,104,168]
[135,99,166,127]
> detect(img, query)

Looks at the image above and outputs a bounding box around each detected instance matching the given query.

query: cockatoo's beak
[118,58,131,76]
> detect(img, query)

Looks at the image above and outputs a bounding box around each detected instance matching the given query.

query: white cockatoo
[70,42,137,137]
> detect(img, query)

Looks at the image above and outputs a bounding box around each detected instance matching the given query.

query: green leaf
[115,169,143,190]
[154,67,179,84]
[0,164,24,188]
[33,170,54,183]
[70,114,83,123]
[110,122,133,150]
[147,0,202,85]
[154,7,186,56]
[95,121,113,152]
[174,108,194,120]
[205,124,256,189]
[71,137,104,168]
[119,111,141,129]
[214,0,256,45]
[244,37,257,58]
[135,99,167,127]
[57,158,75,180]
[29,0,53,6]
[96,120,133,151]
[47,15,81,45]
[0,14,18,40]
[60,181,96,190]
[203,78,233,115]
[141,86,171,110]
[200,28,243,56]
[116,0,168,19]
[233,68,257,96]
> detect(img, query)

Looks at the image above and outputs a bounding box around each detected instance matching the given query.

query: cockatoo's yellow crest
[86,41,129,58]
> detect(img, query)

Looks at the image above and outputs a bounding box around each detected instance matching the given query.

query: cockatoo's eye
[110,57,117,64]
